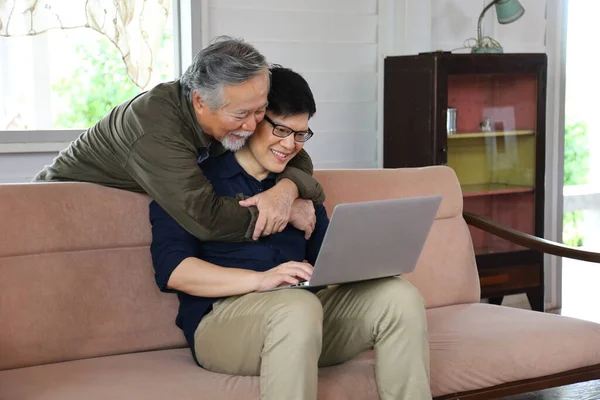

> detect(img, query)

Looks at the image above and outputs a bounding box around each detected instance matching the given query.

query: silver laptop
[268,195,442,291]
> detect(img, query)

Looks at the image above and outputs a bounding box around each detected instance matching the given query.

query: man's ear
[192,91,208,115]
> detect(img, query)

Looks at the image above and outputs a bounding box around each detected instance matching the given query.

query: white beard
[221,130,253,152]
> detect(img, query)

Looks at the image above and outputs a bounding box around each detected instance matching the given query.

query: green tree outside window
[563,119,589,247]
[52,30,172,129]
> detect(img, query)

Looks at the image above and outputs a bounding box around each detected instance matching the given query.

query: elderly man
[34,37,322,241]
[150,65,432,400]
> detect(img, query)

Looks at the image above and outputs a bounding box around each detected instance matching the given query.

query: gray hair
[180,36,269,110]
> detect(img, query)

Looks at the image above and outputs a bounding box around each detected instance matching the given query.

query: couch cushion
[314,167,480,309]
[0,247,185,371]
[314,167,462,221]
[0,182,151,258]
[0,349,379,400]
[404,216,480,308]
[0,183,186,371]
[427,303,600,397]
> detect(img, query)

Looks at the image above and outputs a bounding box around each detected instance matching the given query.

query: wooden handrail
[463,211,600,263]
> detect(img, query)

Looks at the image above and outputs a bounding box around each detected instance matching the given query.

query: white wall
[391,0,547,54]
[204,0,381,169]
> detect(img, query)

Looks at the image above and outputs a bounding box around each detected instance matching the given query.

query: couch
[1,166,600,399]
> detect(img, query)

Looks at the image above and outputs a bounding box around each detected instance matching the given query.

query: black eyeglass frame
[263,115,314,143]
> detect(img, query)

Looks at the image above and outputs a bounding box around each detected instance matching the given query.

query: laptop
[267,195,442,291]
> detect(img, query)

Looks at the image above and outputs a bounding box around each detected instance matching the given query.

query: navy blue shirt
[149,151,329,359]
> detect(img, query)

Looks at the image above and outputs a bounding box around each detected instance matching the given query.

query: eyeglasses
[263,115,314,143]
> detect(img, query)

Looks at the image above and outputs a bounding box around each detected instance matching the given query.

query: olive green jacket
[34,81,324,241]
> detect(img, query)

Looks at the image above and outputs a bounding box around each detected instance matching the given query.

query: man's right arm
[150,201,312,296]
[127,132,258,242]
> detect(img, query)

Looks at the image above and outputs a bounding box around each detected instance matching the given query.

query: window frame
[0,0,190,153]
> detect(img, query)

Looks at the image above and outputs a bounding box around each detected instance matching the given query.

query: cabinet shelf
[448,130,535,140]
[461,183,534,197]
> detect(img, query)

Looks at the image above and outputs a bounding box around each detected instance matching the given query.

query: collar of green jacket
[177,80,215,151]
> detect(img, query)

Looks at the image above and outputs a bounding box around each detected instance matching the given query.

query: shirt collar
[217,152,277,183]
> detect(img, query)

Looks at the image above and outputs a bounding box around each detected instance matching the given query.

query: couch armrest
[463,211,600,263]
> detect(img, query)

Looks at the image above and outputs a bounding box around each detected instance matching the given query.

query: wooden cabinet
[383,52,547,311]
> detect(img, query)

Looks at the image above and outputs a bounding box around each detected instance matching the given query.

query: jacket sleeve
[279,148,325,204]
[126,132,258,242]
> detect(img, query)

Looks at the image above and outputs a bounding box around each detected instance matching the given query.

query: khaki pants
[194,277,431,400]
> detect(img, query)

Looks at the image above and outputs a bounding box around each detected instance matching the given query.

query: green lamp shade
[495,0,525,24]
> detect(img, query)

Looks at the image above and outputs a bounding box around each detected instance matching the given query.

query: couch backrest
[0,167,480,371]
[314,167,480,308]
[0,182,185,371]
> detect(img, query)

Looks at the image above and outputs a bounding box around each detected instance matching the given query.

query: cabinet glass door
[446,73,538,254]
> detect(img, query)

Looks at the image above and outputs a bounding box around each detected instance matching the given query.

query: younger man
[150,66,432,400]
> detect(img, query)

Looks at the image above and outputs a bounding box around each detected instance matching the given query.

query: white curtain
[0,0,171,88]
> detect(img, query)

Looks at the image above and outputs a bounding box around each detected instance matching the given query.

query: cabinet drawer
[479,264,541,296]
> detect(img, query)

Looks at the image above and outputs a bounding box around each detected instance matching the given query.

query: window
[0,1,176,132]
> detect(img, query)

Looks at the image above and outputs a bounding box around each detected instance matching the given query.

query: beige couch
[1,166,600,400]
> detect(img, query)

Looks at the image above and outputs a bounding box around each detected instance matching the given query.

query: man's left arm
[279,149,325,204]
[306,204,330,266]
